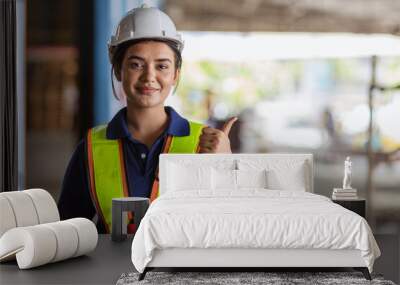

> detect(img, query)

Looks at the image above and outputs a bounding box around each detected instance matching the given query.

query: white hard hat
[108,4,184,63]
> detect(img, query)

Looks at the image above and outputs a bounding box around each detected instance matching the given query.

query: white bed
[131,154,380,280]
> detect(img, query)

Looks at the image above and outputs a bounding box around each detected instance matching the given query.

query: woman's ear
[173,69,180,85]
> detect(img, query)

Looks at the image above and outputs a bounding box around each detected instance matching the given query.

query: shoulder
[166,106,205,136]
[68,127,108,165]
[86,124,110,142]
[187,120,204,135]
[88,124,108,134]
[68,139,87,165]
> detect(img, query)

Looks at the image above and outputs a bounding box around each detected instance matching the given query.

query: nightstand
[332,199,366,218]
[111,197,150,242]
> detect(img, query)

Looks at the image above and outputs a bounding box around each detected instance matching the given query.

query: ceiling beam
[165,0,400,34]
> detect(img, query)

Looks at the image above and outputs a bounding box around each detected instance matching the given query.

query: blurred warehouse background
[9,0,400,278]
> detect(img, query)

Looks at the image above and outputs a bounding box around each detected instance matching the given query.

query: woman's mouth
[137,87,159,95]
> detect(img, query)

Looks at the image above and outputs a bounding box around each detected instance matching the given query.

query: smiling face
[117,41,180,109]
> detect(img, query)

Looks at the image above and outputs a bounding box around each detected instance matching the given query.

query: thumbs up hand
[199,117,238,153]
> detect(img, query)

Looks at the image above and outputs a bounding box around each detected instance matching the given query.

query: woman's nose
[140,65,156,82]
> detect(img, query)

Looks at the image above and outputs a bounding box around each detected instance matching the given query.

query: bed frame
[138,154,371,281]
[139,248,371,280]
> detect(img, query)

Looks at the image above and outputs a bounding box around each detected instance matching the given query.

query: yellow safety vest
[86,121,204,233]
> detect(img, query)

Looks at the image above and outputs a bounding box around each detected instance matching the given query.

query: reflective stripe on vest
[86,121,204,233]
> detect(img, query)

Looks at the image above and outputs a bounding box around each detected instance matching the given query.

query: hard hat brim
[108,37,184,63]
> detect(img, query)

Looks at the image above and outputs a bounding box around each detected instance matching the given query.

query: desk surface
[0,235,134,285]
[1,234,398,285]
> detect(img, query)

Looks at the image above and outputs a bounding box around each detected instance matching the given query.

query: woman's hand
[198,117,238,153]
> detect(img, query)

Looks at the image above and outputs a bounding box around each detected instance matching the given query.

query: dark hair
[110,39,182,100]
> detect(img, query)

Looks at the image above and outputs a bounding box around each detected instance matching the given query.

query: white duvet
[131,190,380,273]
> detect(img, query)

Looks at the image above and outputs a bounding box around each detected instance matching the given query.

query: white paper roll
[0,226,57,269]
[24,189,60,224]
[0,196,17,238]
[0,218,97,269]
[42,221,79,262]
[1,192,39,227]
[0,227,24,262]
[65,218,98,257]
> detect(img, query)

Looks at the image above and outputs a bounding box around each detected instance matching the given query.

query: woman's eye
[158,64,169,70]
[129,62,143,69]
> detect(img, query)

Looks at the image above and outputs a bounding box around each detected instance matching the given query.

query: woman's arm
[58,140,96,221]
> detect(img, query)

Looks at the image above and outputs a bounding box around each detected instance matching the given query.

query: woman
[58,5,237,233]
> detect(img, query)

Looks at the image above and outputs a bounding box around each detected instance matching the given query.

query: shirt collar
[106,106,190,140]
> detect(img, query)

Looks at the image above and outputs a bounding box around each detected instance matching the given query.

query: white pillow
[167,163,212,191]
[212,168,237,190]
[237,159,308,191]
[266,162,306,191]
[237,169,267,189]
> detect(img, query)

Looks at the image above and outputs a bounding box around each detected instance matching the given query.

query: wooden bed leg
[138,268,148,281]
[354,267,372,280]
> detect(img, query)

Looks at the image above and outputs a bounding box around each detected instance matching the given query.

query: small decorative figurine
[332,156,357,200]
[342,156,352,189]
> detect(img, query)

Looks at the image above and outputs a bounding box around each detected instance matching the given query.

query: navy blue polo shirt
[57,106,190,233]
